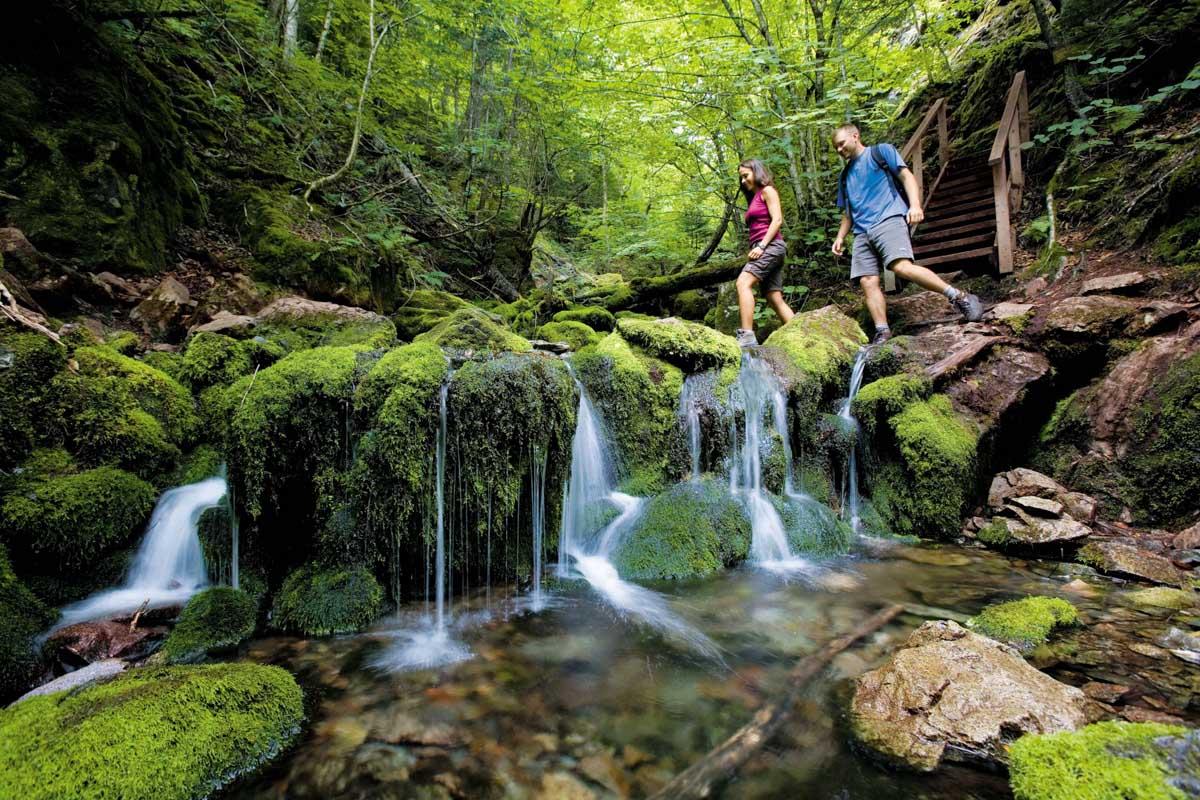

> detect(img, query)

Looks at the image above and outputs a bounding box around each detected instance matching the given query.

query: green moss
[0,544,55,700]
[574,333,686,492]
[1124,587,1197,610]
[0,466,155,571]
[354,339,447,427]
[271,563,383,636]
[536,320,601,351]
[762,305,867,389]
[773,494,855,556]
[178,332,284,390]
[138,349,184,381]
[174,445,224,486]
[870,395,979,538]
[105,332,139,355]
[851,374,930,437]
[1008,721,1190,800]
[0,325,67,468]
[967,596,1079,650]
[1077,543,1106,569]
[554,305,616,332]
[392,289,471,340]
[614,317,739,372]
[415,306,532,354]
[614,478,750,579]
[160,587,256,664]
[0,663,304,800]
[977,517,1015,548]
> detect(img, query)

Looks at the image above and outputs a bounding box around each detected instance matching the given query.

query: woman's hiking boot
[736,328,758,348]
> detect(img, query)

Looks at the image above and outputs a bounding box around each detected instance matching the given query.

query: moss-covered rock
[554,305,616,332]
[0,466,156,571]
[1124,587,1197,611]
[0,663,303,800]
[968,596,1079,650]
[0,543,55,700]
[160,587,257,664]
[353,339,447,428]
[762,305,867,389]
[392,289,471,340]
[174,445,224,487]
[415,306,532,354]
[271,563,383,636]
[614,317,739,373]
[536,320,601,351]
[869,395,979,538]
[774,494,855,556]
[574,332,686,493]
[851,373,932,437]
[614,478,750,579]
[178,332,284,390]
[1008,721,1191,800]
[0,325,67,468]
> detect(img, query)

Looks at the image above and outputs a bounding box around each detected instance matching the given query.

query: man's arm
[832,213,852,256]
[899,168,924,225]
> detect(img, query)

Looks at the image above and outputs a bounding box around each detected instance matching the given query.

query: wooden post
[937,101,950,166]
[910,143,924,206]
[1008,123,1024,209]
[1017,74,1031,144]
[992,158,1013,274]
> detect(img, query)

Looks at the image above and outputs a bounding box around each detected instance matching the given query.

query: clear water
[530,446,548,611]
[230,544,1198,800]
[841,348,870,534]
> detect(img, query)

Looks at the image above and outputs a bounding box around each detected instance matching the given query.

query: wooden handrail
[989,70,1031,275]
[902,98,946,162]
[885,96,950,291]
[989,71,1028,165]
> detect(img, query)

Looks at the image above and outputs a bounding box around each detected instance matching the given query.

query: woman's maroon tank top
[745,191,778,244]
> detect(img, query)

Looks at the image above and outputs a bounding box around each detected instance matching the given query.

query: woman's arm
[749,186,784,259]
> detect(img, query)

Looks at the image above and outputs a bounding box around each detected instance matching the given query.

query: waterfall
[840,347,870,534]
[434,380,449,631]
[558,373,618,574]
[529,445,547,610]
[54,476,226,629]
[679,373,705,481]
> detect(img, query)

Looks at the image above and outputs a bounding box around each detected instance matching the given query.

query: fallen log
[650,604,905,800]
[576,257,744,312]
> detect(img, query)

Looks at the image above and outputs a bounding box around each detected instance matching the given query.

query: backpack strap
[871,145,909,208]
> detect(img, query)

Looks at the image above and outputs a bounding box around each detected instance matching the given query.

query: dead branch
[0,276,62,344]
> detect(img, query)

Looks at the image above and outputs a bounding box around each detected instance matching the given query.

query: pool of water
[228,543,1199,799]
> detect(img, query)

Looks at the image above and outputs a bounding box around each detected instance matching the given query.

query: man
[831,123,982,345]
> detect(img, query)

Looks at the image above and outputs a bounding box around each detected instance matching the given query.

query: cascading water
[54,476,227,629]
[840,347,870,534]
[679,372,706,481]
[529,445,547,610]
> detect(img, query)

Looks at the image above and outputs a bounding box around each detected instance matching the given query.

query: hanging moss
[160,587,257,664]
[614,478,750,579]
[1008,721,1190,800]
[553,306,615,332]
[0,466,155,572]
[0,543,55,701]
[967,596,1079,650]
[0,324,67,468]
[178,332,284,390]
[271,563,383,637]
[0,663,303,800]
[573,332,687,493]
[414,306,532,354]
[614,317,740,373]
[536,320,601,351]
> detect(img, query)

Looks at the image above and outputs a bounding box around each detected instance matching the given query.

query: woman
[735,159,794,348]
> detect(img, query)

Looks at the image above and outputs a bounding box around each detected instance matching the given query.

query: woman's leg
[765,291,794,324]
[736,270,759,331]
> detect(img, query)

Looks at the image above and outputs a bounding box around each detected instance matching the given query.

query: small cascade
[558,371,616,575]
[529,445,547,610]
[840,347,870,533]
[679,373,706,481]
[225,476,240,591]
[55,476,226,629]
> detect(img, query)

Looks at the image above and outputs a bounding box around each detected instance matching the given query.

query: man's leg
[765,291,794,324]
[736,270,759,331]
[890,258,983,321]
[859,275,888,329]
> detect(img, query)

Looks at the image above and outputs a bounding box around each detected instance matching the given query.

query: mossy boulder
[0,663,304,800]
[536,320,601,351]
[869,394,979,538]
[252,296,398,352]
[614,478,750,579]
[354,339,447,427]
[392,289,471,340]
[173,445,224,487]
[0,325,67,468]
[968,596,1079,651]
[1124,587,1197,611]
[574,332,686,493]
[851,373,932,437]
[762,305,867,390]
[271,563,383,637]
[0,544,55,700]
[614,317,740,373]
[1008,721,1192,800]
[554,305,615,332]
[178,332,284,390]
[0,466,156,572]
[774,494,855,556]
[415,306,532,354]
[160,587,257,664]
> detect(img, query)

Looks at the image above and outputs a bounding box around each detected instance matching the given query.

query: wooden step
[913,232,995,256]
[913,218,996,242]
[919,207,995,232]
[937,173,992,192]
[926,195,994,216]
[917,247,995,267]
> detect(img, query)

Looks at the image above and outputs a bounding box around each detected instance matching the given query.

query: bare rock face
[977,468,1098,547]
[190,310,259,336]
[1173,521,1200,552]
[1082,541,1182,586]
[46,620,168,665]
[131,276,194,340]
[256,295,387,324]
[1080,271,1150,296]
[850,621,1088,772]
[988,468,1069,506]
[14,659,126,705]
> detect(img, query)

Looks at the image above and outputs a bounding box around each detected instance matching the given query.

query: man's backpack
[839,145,908,225]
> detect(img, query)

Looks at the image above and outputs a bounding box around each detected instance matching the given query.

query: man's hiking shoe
[869,328,892,347]
[951,292,984,322]
[735,328,758,349]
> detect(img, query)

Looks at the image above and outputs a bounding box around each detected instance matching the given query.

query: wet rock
[365,708,465,748]
[1081,682,1130,703]
[1121,706,1186,725]
[895,547,972,567]
[1080,541,1182,586]
[1009,495,1065,517]
[131,276,193,340]
[352,742,415,783]
[1081,272,1150,296]
[849,620,1088,771]
[14,659,126,704]
[579,751,630,796]
[46,620,167,665]
[190,310,258,336]
[529,339,571,354]
[1124,587,1197,611]
[537,771,596,800]
[1173,520,1200,551]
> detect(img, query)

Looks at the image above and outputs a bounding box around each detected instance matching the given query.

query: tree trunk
[577,258,746,310]
[696,199,735,264]
[314,0,334,63]
[1031,0,1088,117]
[282,0,300,57]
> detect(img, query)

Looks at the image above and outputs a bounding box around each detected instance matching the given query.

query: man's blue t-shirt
[836,143,910,234]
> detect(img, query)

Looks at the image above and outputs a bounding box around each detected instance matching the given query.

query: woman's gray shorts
[741,238,787,293]
[851,216,913,281]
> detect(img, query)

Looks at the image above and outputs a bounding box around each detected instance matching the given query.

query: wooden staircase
[885,72,1032,291]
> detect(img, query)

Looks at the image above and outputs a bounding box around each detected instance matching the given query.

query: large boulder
[253,295,397,350]
[0,663,303,800]
[391,289,471,340]
[414,306,531,355]
[130,276,193,341]
[0,544,55,700]
[850,620,1088,771]
[0,324,67,468]
[1078,541,1183,586]
[159,586,256,664]
[271,563,383,637]
[614,316,739,373]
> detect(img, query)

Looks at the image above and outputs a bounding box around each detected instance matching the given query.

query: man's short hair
[834,123,860,139]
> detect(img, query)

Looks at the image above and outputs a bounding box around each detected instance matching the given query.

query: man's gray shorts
[850,216,913,281]
[742,238,787,293]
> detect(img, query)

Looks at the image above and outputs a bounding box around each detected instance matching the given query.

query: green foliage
[179,332,285,390]
[415,307,532,353]
[968,596,1079,649]
[553,306,615,332]
[773,494,855,556]
[614,478,750,579]
[160,587,257,664]
[0,663,304,800]
[174,445,224,486]
[0,466,155,572]
[536,320,601,350]
[1008,721,1190,800]
[271,563,383,636]
[0,325,67,468]
[977,517,1014,548]
[614,317,740,372]
[0,544,55,700]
